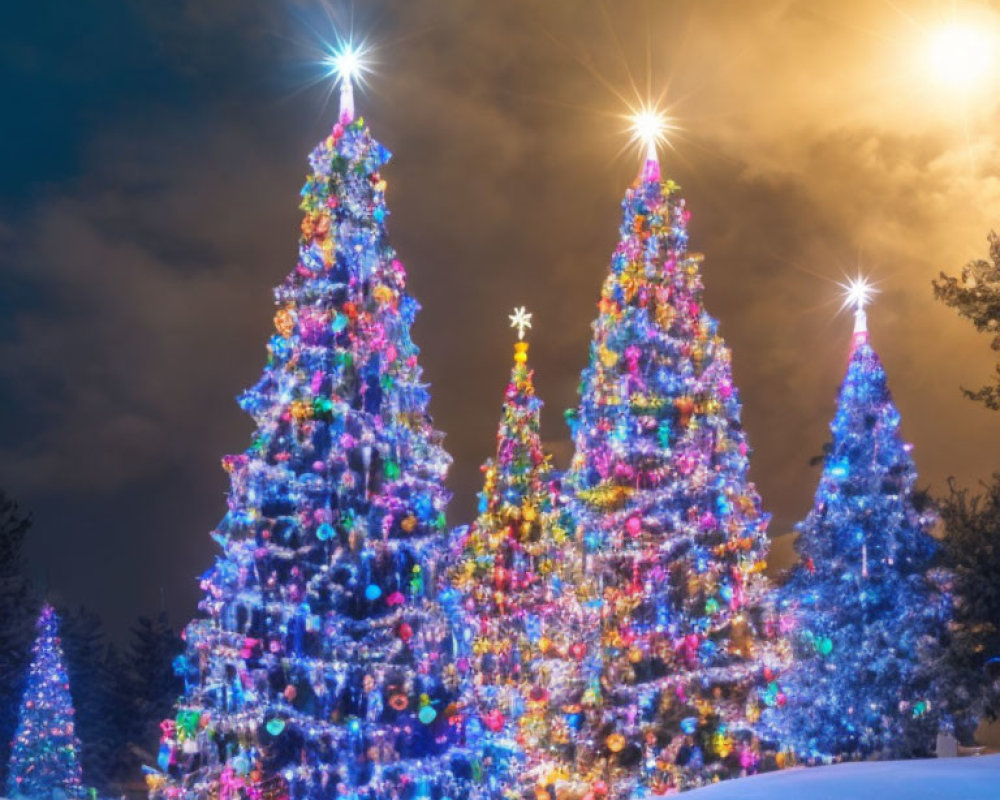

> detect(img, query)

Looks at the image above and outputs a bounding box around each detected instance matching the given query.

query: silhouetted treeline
[934,238,1000,741]
[0,491,35,790]
[936,477,1000,742]
[0,489,184,797]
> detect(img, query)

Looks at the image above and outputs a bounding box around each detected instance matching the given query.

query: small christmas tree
[782,284,949,759]
[565,131,786,796]
[153,58,482,800]
[6,604,85,799]
[443,310,599,799]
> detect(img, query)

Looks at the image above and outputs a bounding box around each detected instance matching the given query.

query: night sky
[3,0,1000,642]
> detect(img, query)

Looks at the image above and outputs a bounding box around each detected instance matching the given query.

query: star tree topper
[326,41,371,123]
[629,104,672,182]
[509,306,532,341]
[839,274,877,341]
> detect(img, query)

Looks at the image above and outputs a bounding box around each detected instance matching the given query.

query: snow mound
[683,755,1000,800]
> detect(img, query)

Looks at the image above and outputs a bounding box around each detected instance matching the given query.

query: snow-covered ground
[685,755,1000,800]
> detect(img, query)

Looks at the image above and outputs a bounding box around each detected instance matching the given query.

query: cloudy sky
[2,0,1000,639]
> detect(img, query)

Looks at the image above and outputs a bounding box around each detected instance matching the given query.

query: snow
[683,756,1000,800]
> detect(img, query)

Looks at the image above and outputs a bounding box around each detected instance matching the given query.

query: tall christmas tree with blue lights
[443,310,600,800]
[152,57,483,800]
[6,604,85,800]
[565,131,787,797]
[782,287,948,760]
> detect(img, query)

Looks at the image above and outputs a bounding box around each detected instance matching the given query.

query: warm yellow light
[926,22,995,90]
[629,107,671,159]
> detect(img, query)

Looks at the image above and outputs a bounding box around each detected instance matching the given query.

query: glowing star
[324,41,371,122]
[509,306,533,340]
[327,42,368,84]
[629,106,671,163]
[838,275,877,338]
[839,275,876,313]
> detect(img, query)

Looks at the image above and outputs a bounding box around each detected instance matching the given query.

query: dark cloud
[2,0,1000,643]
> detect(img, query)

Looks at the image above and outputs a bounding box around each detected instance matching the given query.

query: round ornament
[389,693,408,711]
[316,523,334,541]
[483,710,505,732]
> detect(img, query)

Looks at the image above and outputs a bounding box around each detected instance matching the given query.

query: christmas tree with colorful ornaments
[151,54,490,800]
[781,284,949,760]
[442,309,602,800]
[6,605,86,800]
[563,129,789,796]
[141,46,966,800]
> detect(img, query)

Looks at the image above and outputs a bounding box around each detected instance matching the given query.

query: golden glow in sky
[925,20,996,91]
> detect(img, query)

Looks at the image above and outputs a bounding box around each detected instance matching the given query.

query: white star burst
[509,306,532,340]
[839,275,877,313]
[631,108,669,155]
[325,40,370,85]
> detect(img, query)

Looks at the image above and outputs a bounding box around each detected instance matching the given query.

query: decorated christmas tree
[152,57,483,800]
[6,604,85,799]
[443,310,600,800]
[564,129,787,796]
[781,285,949,760]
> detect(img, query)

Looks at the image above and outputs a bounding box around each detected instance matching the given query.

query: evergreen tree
[115,614,184,782]
[564,144,785,796]
[443,311,598,799]
[933,230,1000,409]
[153,68,479,800]
[782,296,949,759]
[932,234,1000,741]
[6,605,85,799]
[0,490,36,789]
[936,476,1000,744]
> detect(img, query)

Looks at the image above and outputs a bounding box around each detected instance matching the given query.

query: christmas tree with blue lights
[152,57,485,800]
[564,132,787,797]
[782,286,949,760]
[6,604,85,800]
[443,310,599,800]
